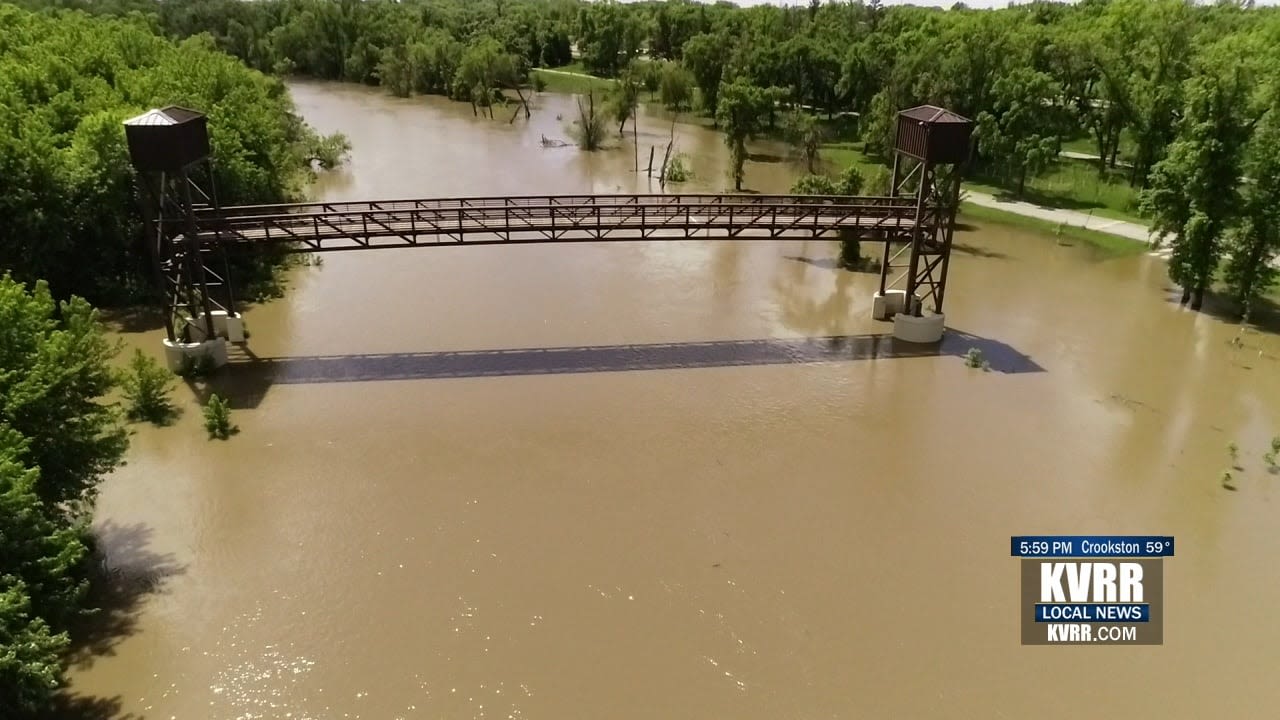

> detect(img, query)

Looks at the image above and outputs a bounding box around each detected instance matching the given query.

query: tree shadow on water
[783,255,840,271]
[36,694,141,720]
[99,306,166,335]
[64,521,186,673]
[951,242,1008,259]
[1165,285,1280,337]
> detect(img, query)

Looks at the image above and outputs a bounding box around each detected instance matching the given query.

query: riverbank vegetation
[121,350,178,425]
[0,4,347,306]
[202,394,235,440]
[15,0,1279,314]
[0,276,129,715]
[958,203,1146,258]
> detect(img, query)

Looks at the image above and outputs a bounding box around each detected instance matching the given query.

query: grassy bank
[532,67,615,94]
[966,158,1144,225]
[958,202,1147,257]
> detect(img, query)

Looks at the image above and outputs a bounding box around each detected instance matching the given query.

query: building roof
[123,106,204,127]
[899,105,971,125]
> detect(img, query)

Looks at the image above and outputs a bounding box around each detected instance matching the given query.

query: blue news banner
[1013,536,1173,644]
[1010,535,1175,559]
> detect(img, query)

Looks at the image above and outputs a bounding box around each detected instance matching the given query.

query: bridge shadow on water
[204,329,1042,407]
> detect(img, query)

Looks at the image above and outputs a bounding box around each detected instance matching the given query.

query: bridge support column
[159,310,241,373]
[871,290,920,321]
[188,310,245,343]
[162,338,228,373]
[892,311,945,343]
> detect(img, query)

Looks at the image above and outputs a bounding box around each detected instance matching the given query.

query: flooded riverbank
[72,82,1280,719]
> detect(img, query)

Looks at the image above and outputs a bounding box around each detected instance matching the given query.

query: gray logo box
[1020,559,1163,645]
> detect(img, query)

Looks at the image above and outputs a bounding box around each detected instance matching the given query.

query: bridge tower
[124,107,242,371]
[873,105,973,343]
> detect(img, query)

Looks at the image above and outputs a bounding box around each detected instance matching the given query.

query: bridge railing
[194,193,919,219]
[186,195,925,250]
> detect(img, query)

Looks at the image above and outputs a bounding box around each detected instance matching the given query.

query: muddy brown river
[71,82,1280,719]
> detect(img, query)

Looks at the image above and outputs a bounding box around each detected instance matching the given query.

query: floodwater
[72,82,1280,719]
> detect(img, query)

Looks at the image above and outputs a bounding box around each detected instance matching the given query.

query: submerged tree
[612,65,641,135]
[716,81,776,191]
[203,394,235,440]
[121,349,178,425]
[570,90,608,151]
[791,168,869,269]
[659,61,694,112]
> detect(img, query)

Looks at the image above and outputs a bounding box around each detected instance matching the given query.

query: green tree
[974,68,1065,196]
[1141,41,1254,310]
[861,89,899,158]
[0,426,94,631]
[0,275,127,511]
[1096,0,1194,186]
[784,110,824,174]
[789,166,865,196]
[0,275,129,713]
[0,578,68,717]
[121,349,177,425]
[0,6,344,304]
[835,164,865,196]
[1222,102,1280,313]
[791,174,839,195]
[577,1,643,77]
[659,61,695,112]
[864,166,892,195]
[683,33,729,118]
[203,393,235,440]
[453,37,515,118]
[715,81,775,191]
[610,65,642,136]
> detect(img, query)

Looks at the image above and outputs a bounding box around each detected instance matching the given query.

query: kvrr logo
[1040,562,1143,603]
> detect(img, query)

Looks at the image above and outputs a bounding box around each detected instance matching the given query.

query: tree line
[0,3,346,306]
[0,275,129,715]
[0,6,343,711]
[16,0,1280,312]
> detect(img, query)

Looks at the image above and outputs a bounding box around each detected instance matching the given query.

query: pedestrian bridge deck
[189,193,923,252]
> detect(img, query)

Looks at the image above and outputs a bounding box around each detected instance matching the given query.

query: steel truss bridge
[125,105,972,347]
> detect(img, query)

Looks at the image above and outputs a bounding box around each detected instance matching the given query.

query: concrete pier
[161,311,243,372]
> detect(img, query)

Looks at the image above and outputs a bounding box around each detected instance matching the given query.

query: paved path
[962,189,1280,268]
[533,68,613,82]
[963,189,1155,243]
[1060,149,1133,168]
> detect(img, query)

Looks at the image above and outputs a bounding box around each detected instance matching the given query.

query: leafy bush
[569,91,608,151]
[964,348,991,370]
[839,235,863,270]
[202,394,236,440]
[791,174,839,195]
[121,350,176,425]
[664,154,691,183]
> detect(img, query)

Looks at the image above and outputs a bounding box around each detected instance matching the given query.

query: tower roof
[899,105,971,125]
[124,106,205,127]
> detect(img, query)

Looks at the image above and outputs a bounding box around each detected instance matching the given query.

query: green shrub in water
[664,154,691,183]
[203,393,236,440]
[121,349,177,425]
[961,348,992,371]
